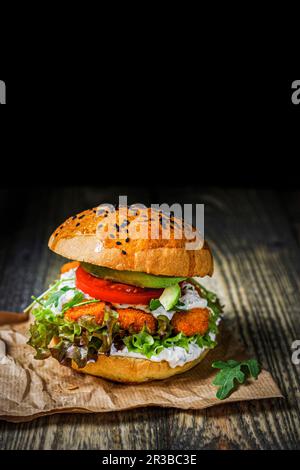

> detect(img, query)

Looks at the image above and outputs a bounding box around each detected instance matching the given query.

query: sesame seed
[78,214,85,219]
[72,215,77,220]
[125,237,130,243]
[121,250,127,255]
[76,223,80,227]
[116,241,122,245]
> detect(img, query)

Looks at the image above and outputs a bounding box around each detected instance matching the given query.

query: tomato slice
[76,266,163,305]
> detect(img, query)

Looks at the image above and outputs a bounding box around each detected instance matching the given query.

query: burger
[27,205,223,382]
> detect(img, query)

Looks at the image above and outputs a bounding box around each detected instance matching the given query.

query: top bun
[48,206,213,277]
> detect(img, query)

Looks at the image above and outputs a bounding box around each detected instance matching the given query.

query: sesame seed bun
[71,349,210,383]
[48,206,213,277]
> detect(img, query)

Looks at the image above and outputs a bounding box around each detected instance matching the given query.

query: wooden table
[0,186,299,450]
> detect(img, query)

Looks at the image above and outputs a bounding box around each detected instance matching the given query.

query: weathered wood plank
[0,187,300,449]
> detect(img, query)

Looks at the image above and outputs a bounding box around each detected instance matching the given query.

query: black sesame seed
[78,214,85,219]
[121,250,127,255]
[55,233,58,237]
[76,222,80,227]
[116,241,122,245]
[125,237,130,243]
[72,215,77,220]
[114,223,119,231]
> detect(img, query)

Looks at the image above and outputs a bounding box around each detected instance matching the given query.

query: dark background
[1,75,300,453]
[0,76,298,190]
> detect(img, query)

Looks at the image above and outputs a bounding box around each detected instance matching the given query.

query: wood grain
[0,187,299,450]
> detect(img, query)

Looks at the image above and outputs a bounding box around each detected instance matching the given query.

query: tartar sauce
[110,332,216,368]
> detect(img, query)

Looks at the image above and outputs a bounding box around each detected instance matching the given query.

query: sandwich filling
[27,263,223,369]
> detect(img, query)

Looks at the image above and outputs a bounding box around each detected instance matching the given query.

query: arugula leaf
[70,299,101,309]
[24,278,75,313]
[149,299,162,311]
[61,292,84,312]
[212,359,261,400]
[44,286,74,307]
[188,278,223,319]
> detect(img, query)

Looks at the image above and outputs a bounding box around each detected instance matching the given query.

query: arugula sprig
[44,286,75,308]
[188,278,223,318]
[24,277,75,313]
[212,359,261,400]
[149,299,162,311]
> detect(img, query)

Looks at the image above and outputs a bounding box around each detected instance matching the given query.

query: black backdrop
[0,76,299,189]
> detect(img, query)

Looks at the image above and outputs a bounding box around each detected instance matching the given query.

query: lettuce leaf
[27,304,118,367]
[123,328,217,359]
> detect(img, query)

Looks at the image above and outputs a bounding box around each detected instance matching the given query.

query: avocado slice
[159,284,181,311]
[81,263,186,288]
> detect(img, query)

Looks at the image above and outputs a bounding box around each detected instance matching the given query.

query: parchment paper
[0,319,282,423]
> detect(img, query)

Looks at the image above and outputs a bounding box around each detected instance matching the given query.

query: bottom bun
[72,349,210,383]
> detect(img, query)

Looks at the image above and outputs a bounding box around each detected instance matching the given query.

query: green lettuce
[28,278,222,366]
[28,304,118,367]
[123,326,217,359]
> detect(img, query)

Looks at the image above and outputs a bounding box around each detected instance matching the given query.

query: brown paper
[0,319,282,422]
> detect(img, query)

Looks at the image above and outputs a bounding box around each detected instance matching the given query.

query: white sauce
[179,282,208,310]
[60,268,77,286]
[50,268,91,314]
